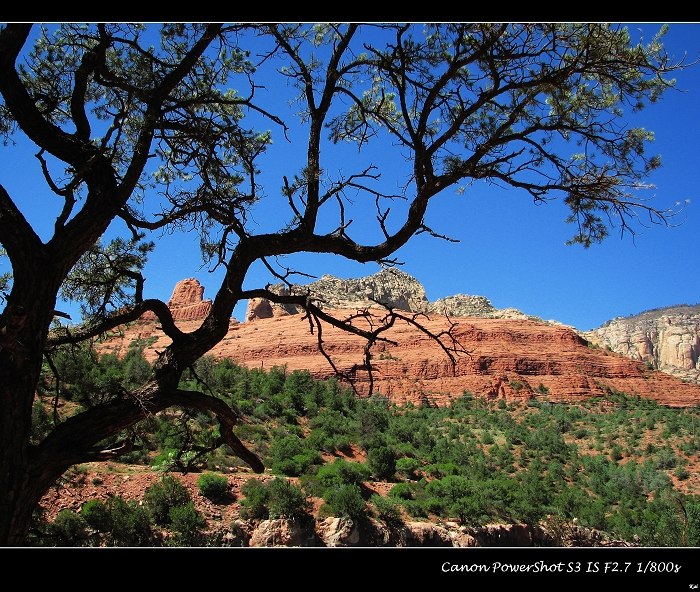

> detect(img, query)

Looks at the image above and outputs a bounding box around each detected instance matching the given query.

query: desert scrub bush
[395,457,420,479]
[197,472,230,502]
[269,435,321,477]
[371,494,402,524]
[611,445,624,461]
[81,500,112,532]
[240,478,270,519]
[316,459,371,489]
[367,446,396,480]
[388,482,415,501]
[266,478,310,520]
[50,510,88,546]
[145,474,191,525]
[108,497,153,547]
[321,484,367,521]
[481,431,495,445]
[239,478,309,521]
[168,502,206,546]
[655,447,678,470]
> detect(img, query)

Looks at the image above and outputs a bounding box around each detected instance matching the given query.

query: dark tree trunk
[0,392,35,545]
[0,269,62,545]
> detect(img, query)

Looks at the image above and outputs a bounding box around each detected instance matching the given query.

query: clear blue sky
[1,23,699,331]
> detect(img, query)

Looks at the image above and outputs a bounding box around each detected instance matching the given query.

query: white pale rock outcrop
[244,268,529,321]
[587,304,700,384]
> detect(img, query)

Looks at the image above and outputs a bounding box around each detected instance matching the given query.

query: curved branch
[31,385,264,475]
[0,25,90,167]
[165,389,263,473]
[0,184,43,264]
[70,34,108,141]
[46,298,183,347]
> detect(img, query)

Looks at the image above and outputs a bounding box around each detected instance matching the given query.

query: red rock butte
[98,279,700,408]
[142,278,213,322]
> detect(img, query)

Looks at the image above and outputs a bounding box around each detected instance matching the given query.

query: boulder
[402,521,453,547]
[248,519,310,547]
[316,517,361,547]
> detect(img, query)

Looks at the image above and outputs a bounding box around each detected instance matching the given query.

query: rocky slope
[245,268,531,321]
[40,466,632,547]
[98,278,700,407]
[587,304,700,385]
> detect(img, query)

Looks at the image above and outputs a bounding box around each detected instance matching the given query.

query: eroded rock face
[402,521,454,547]
[473,523,537,546]
[269,268,431,313]
[315,516,361,547]
[168,278,204,308]
[587,305,700,385]
[103,303,700,408]
[431,294,496,317]
[150,278,213,322]
[430,294,532,321]
[245,298,274,321]
[245,268,530,321]
[248,519,313,547]
[100,277,700,408]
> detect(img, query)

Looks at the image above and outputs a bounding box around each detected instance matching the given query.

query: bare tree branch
[32,385,263,473]
[46,299,182,347]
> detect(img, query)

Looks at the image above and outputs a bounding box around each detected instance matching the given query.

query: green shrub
[240,478,270,519]
[611,445,624,461]
[389,482,415,500]
[481,431,495,445]
[197,472,230,502]
[367,446,396,480]
[50,510,88,546]
[144,474,191,525]
[655,447,678,469]
[316,459,370,490]
[358,403,390,450]
[403,499,429,519]
[81,500,112,532]
[108,497,153,547]
[30,400,52,444]
[269,435,320,477]
[371,494,402,524]
[168,502,206,546]
[396,457,420,479]
[267,478,309,520]
[239,478,309,521]
[322,484,367,521]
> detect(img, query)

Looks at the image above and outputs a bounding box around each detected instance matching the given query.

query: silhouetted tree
[0,23,682,543]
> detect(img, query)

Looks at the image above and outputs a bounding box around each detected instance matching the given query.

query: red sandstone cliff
[99,292,700,408]
[141,278,213,322]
